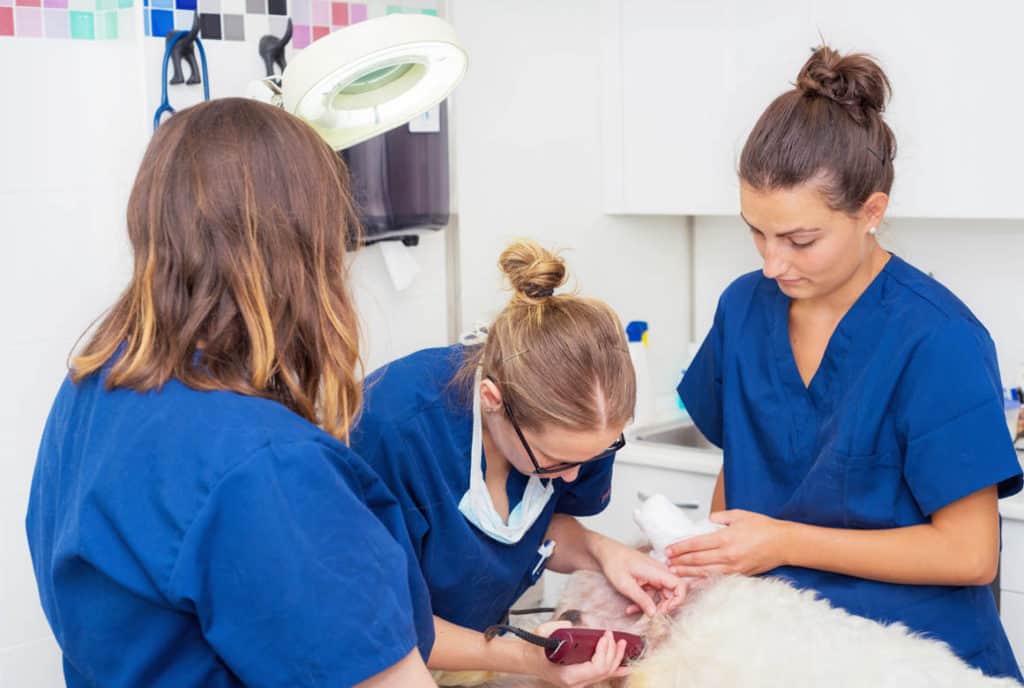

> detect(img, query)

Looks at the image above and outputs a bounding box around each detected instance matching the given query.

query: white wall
[1,39,148,686]
[0,17,449,686]
[449,0,690,401]
[691,217,1024,388]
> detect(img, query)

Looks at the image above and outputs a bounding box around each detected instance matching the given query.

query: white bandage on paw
[633,494,723,563]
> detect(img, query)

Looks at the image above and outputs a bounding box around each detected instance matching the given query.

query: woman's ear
[862,191,889,232]
[479,377,504,414]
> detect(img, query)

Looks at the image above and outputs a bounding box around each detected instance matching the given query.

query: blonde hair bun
[498,240,568,303]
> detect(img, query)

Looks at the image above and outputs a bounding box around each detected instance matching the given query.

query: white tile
[0,637,64,688]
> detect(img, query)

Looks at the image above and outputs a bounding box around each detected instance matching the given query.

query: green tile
[118,0,133,8]
[69,10,94,37]
[95,0,114,11]
[420,8,437,15]
[94,8,116,36]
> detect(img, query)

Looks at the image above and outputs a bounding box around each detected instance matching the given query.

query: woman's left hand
[591,536,686,617]
[665,510,791,577]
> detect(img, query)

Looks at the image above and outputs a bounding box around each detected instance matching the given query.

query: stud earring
[868,226,877,235]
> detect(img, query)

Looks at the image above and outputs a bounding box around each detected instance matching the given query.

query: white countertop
[622,421,1024,521]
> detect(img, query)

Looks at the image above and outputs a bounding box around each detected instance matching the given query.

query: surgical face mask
[457,367,555,545]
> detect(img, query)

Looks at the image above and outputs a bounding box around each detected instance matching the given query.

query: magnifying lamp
[248,13,467,150]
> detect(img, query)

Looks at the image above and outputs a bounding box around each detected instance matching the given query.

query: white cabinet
[1002,511,1024,671]
[580,447,719,545]
[601,0,1024,219]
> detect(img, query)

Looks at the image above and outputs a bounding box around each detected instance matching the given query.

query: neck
[804,243,890,316]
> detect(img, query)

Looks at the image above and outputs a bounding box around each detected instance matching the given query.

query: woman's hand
[590,535,685,617]
[530,621,631,688]
[665,509,792,577]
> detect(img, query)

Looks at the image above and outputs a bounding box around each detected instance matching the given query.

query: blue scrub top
[26,362,434,687]
[679,255,1023,680]
[350,345,615,632]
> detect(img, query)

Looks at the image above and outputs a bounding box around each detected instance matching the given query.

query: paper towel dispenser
[341,102,450,247]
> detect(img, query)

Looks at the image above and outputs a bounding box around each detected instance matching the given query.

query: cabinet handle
[637,491,701,510]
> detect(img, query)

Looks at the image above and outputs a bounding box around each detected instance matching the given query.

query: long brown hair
[739,45,897,213]
[460,240,635,432]
[73,98,364,441]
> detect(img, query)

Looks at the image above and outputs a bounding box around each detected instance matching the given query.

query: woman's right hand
[529,621,631,688]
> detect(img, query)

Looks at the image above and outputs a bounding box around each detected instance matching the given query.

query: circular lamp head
[281,14,467,150]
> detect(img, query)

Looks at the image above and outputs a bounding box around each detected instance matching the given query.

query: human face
[740,181,885,302]
[479,379,625,483]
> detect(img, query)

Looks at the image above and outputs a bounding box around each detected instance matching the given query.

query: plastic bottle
[626,321,653,427]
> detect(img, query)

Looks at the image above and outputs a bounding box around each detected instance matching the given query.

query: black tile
[199,12,221,39]
[267,0,286,16]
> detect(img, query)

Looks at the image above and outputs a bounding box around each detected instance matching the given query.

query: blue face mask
[457,367,554,545]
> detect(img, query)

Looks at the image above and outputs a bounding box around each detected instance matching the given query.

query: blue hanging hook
[153,13,211,132]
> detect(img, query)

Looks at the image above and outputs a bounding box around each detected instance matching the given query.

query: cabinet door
[603,0,1024,219]
[1001,590,1024,674]
[580,460,717,546]
[1002,520,1024,593]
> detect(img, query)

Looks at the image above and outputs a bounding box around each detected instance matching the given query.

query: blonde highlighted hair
[461,240,635,432]
[73,98,363,441]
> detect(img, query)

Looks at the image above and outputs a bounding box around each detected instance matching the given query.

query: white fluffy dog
[444,495,1021,688]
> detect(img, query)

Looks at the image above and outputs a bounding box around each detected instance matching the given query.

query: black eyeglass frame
[485,376,627,475]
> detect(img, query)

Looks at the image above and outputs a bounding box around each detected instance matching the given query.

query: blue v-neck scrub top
[26,363,434,687]
[678,255,1023,679]
[350,345,616,632]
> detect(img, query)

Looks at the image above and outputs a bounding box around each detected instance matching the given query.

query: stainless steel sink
[632,420,717,451]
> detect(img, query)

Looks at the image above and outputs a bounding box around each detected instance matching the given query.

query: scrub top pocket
[837,448,904,529]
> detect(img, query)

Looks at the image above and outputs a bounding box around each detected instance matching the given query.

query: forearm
[542,513,604,574]
[710,466,725,513]
[784,500,998,587]
[428,615,540,674]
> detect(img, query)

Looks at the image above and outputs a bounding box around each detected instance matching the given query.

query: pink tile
[311,0,326,25]
[330,0,344,25]
[44,7,67,34]
[0,0,11,8]
[15,0,40,7]
[292,22,309,48]
[348,1,363,22]
[43,0,66,8]
[311,23,326,40]
[0,6,12,32]
[15,5,42,33]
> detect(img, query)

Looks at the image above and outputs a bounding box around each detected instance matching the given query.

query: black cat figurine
[259,18,293,77]
[166,14,202,86]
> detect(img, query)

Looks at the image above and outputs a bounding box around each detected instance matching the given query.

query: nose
[761,242,789,280]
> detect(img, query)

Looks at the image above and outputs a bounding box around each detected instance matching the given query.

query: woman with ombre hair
[26,98,436,687]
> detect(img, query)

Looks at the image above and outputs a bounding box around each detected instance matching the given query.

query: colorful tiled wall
[0,0,134,39]
[142,0,437,47]
[0,0,435,42]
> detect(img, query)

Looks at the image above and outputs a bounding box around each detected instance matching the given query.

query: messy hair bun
[739,44,897,214]
[796,46,891,126]
[498,240,568,304]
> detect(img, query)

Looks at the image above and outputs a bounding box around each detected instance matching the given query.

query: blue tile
[174,0,195,10]
[150,8,173,34]
[152,0,173,8]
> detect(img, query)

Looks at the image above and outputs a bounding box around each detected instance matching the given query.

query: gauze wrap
[633,493,723,563]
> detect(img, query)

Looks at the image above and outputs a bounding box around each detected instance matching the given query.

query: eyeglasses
[488,378,626,475]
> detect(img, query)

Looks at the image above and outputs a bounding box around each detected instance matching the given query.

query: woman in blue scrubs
[671,46,1023,679]
[26,99,436,687]
[351,240,683,686]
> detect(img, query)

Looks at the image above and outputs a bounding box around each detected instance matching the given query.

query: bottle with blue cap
[626,320,653,427]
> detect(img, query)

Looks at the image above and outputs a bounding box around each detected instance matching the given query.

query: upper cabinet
[600,0,1024,219]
